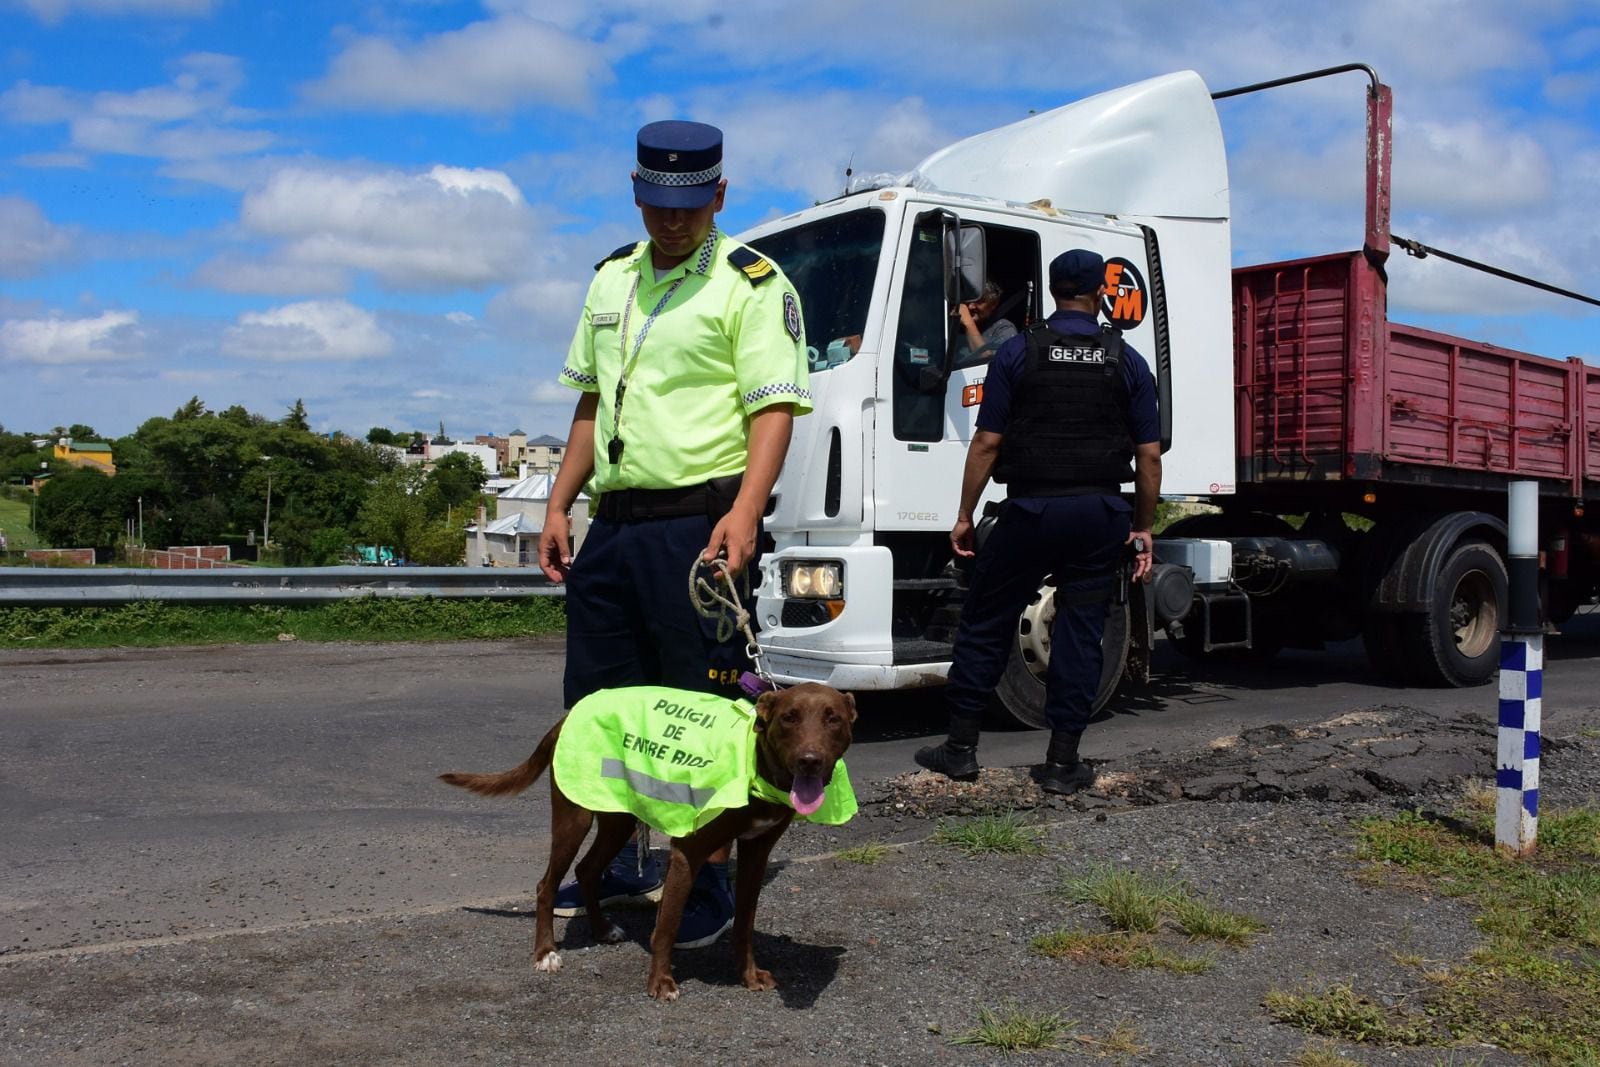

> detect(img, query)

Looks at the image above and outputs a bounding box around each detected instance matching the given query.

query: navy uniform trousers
[563,514,758,709]
[944,494,1131,734]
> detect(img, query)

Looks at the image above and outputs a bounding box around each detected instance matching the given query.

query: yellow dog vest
[551,686,856,838]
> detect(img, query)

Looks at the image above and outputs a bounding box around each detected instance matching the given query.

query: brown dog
[439,682,856,1001]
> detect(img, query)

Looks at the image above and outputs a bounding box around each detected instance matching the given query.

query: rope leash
[688,555,777,694]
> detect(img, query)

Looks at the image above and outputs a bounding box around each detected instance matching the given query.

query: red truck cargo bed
[1233,251,1593,497]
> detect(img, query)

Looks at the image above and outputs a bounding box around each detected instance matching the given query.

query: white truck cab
[740,71,1238,720]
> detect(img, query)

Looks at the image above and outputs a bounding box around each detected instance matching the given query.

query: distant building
[473,433,511,472]
[473,472,589,567]
[525,434,566,473]
[427,440,498,476]
[53,438,116,475]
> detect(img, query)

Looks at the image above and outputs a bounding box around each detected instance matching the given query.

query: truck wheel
[1403,539,1506,687]
[994,582,1129,729]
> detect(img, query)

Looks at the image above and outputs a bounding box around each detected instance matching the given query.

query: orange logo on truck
[961,383,984,407]
[1101,257,1147,331]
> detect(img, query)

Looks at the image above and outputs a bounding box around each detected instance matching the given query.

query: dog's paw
[647,975,679,1002]
[740,967,777,992]
[595,922,626,944]
[534,950,563,973]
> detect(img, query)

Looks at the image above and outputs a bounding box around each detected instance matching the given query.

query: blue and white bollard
[1497,481,1541,857]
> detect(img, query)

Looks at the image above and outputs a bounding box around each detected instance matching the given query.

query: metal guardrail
[0,566,563,606]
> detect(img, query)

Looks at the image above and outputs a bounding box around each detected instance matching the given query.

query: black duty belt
[1006,483,1121,499]
[595,474,743,523]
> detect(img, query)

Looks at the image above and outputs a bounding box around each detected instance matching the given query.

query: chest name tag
[592,312,621,327]
[1049,345,1104,364]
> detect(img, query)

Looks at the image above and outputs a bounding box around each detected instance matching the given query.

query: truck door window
[952,223,1041,370]
[892,211,949,442]
[749,208,885,373]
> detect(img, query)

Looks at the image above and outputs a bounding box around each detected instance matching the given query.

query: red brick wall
[25,548,95,566]
[127,547,244,570]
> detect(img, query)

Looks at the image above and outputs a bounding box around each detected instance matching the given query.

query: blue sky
[1,0,1597,442]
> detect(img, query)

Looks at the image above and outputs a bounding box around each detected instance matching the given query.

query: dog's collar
[749,773,793,809]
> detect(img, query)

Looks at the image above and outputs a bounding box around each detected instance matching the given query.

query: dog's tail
[438,717,563,798]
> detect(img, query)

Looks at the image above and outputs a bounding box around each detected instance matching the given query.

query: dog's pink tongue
[790,775,826,815]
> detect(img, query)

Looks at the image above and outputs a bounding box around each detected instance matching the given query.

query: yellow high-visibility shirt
[559,227,812,494]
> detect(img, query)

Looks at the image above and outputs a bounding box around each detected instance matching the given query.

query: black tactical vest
[993,323,1135,493]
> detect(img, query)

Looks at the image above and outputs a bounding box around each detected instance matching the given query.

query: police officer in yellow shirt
[537,120,811,948]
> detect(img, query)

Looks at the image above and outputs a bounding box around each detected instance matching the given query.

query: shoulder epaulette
[594,242,640,271]
[726,245,775,286]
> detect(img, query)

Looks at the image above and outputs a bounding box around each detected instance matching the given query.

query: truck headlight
[784,561,843,599]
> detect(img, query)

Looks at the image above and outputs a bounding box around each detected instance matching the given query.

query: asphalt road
[4,621,1600,963]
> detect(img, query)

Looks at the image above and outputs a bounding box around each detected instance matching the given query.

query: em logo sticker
[1101,257,1147,331]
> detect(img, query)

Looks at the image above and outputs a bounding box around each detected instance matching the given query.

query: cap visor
[634,177,719,209]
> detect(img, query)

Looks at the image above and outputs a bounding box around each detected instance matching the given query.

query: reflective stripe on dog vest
[552,686,856,837]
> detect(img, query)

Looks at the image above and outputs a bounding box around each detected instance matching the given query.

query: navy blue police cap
[1049,248,1107,296]
[633,120,723,209]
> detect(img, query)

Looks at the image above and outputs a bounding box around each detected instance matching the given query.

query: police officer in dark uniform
[914,248,1162,793]
[538,120,811,945]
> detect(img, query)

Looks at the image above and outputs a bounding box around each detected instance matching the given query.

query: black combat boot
[1037,730,1095,796]
[914,714,982,781]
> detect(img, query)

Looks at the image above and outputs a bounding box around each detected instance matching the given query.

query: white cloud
[16,151,92,168]
[0,53,270,163]
[0,310,140,364]
[302,14,612,113]
[221,300,394,362]
[0,196,77,277]
[217,163,538,292]
[444,311,475,326]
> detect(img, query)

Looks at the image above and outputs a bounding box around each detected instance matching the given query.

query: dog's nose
[795,752,825,777]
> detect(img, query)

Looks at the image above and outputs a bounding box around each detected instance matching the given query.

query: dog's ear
[841,691,858,723]
[753,689,781,731]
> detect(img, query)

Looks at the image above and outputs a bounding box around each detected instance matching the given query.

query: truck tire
[994,581,1129,729]
[1402,539,1506,687]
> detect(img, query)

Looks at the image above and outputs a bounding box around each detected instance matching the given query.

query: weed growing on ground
[1265,984,1433,1045]
[834,842,890,865]
[1074,1017,1148,1057]
[1295,804,1600,1065]
[950,1003,1073,1052]
[931,811,1045,856]
[1293,1039,1363,1067]
[0,596,566,648]
[1029,930,1213,974]
[1058,863,1264,943]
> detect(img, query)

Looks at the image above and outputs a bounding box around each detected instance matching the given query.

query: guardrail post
[1497,481,1540,857]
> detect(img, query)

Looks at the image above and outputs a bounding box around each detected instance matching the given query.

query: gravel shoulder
[3,695,1597,1066]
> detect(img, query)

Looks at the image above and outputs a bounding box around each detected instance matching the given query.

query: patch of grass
[1030,929,1213,975]
[0,496,41,552]
[1293,1039,1363,1067]
[1265,984,1433,1045]
[1167,894,1267,946]
[950,1003,1073,1052]
[1076,1018,1148,1057]
[1338,805,1600,1064]
[1058,863,1265,944]
[931,811,1045,857]
[834,841,890,865]
[0,596,567,648]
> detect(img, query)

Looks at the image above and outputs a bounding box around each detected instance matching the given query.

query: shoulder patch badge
[727,245,775,286]
[783,291,802,342]
[594,242,639,271]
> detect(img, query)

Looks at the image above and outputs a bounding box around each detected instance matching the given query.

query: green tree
[173,396,208,421]
[365,426,405,446]
[284,399,310,431]
[67,423,97,440]
[357,466,433,562]
[427,452,489,512]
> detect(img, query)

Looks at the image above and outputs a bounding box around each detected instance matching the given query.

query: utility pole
[263,470,273,548]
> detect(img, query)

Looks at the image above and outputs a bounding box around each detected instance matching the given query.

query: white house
[474,472,590,567]
[428,440,499,476]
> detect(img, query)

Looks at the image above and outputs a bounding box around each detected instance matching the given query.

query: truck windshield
[750,208,884,372]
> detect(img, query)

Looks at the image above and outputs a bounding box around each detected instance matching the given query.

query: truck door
[877,208,1041,533]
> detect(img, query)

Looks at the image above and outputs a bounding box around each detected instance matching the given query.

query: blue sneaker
[551,845,663,917]
[674,863,734,949]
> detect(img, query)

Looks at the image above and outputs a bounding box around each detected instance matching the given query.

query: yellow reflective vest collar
[550,686,856,837]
